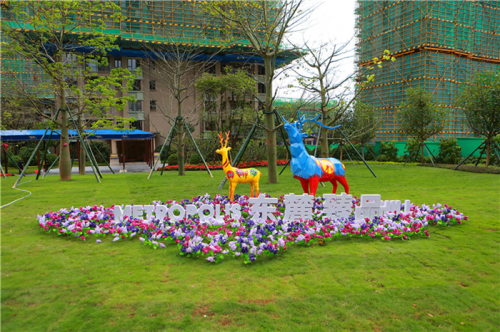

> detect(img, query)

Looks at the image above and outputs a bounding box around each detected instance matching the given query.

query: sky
[276,0,357,98]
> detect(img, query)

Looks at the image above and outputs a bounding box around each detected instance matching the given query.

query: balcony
[255,93,266,102]
[252,74,265,84]
[128,111,144,121]
[130,70,143,80]
[128,91,144,101]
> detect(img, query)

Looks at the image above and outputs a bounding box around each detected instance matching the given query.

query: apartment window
[98,58,110,72]
[87,59,98,72]
[129,101,142,113]
[149,80,156,91]
[130,120,143,131]
[205,64,216,74]
[86,57,109,72]
[114,59,122,68]
[258,83,266,94]
[128,58,140,71]
[150,99,157,111]
[258,65,265,75]
[132,80,141,91]
[63,53,78,67]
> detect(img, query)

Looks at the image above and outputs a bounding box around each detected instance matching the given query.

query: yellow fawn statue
[216,132,262,202]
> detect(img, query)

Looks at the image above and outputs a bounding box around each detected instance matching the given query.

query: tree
[330,109,356,162]
[203,0,311,183]
[456,71,500,167]
[352,102,379,159]
[292,41,395,158]
[1,1,135,180]
[397,87,447,163]
[143,43,220,176]
[195,68,257,139]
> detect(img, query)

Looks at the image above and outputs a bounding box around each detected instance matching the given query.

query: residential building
[1,1,298,165]
[355,0,500,142]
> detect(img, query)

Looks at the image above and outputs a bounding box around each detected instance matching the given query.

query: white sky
[276,0,357,98]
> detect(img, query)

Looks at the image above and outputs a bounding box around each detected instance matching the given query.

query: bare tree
[143,43,220,175]
[203,0,312,183]
[291,40,395,158]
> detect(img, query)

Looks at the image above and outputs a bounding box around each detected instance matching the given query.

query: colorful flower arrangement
[37,194,467,264]
[157,160,288,172]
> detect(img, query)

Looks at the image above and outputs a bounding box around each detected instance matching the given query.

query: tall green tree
[203,0,311,183]
[1,1,135,180]
[456,71,500,167]
[397,87,447,163]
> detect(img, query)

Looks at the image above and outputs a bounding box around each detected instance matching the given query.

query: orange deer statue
[216,132,262,202]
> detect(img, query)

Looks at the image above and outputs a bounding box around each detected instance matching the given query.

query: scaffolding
[355,0,500,142]
[1,1,290,99]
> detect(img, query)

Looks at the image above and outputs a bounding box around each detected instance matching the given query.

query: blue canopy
[0,129,154,141]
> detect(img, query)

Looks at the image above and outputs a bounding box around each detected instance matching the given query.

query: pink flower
[63,143,68,147]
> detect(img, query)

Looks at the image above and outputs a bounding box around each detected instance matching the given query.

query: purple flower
[160,243,166,248]
[96,239,102,243]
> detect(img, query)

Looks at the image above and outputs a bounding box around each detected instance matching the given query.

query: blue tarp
[0,129,154,141]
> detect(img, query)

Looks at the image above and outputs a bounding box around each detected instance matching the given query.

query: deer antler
[298,111,341,131]
[218,132,224,148]
[224,131,230,148]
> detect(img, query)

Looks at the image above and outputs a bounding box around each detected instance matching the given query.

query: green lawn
[1,164,499,331]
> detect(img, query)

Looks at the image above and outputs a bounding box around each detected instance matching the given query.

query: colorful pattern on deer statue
[216,132,262,202]
[282,114,349,197]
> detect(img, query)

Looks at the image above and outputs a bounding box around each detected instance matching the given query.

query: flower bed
[157,160,289,171]
[37,194,467,264]
[0,173,14,177]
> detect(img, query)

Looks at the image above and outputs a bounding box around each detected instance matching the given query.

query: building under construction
[1,1,296,165]
[355,0,500,143]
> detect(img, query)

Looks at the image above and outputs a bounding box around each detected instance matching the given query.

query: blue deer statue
[282,114,349,197]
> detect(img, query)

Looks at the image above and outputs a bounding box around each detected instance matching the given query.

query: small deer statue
[216,132,262,202]
[282,114,349,197]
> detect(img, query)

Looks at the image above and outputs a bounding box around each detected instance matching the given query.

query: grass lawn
[1,164,499,331]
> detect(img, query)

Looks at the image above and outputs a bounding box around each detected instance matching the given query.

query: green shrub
[167,153,178,166]
[360,145,376,161]
[277,145,289,160]
[156,143,177,163]
[436,138,462,164]
[403,138,422,163]
[91,141,111,163]
[6,154,22,168]
[18,147,35,162]
[378,141,399,162]
[45,154,58,166]
[239,140,266,162]
[189,153,203,165]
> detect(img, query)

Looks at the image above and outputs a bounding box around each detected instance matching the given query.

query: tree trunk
[58,65,72,181]
[78,115,85,175]
[320,126,329,158]
[362,144,365,159]
[486,140,490,167]
[264,56,277,183]
[177,100,185,176]
[340,144,343,162]
[421,142,424,164]
[79,145,86,175]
